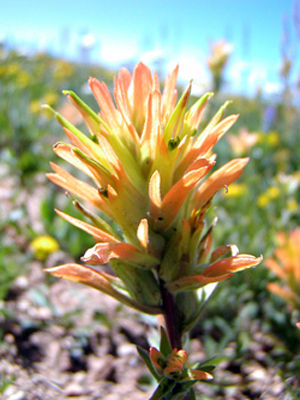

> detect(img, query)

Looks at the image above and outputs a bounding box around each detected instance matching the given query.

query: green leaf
[170,381,196,399]
[149,378,176,400]
[189,388,196,400]
[136,346,162,382]
[192,355,217,370]
[181,282,219,334]
[160,326,172,357]
[194,364,215,373]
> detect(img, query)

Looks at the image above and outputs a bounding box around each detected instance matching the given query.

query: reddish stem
[160,279,182,349]
[160,281,192,400]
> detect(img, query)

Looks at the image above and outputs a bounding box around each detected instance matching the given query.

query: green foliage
[0,245,23,301]
[40,190,94,259]
[0,371,15,394]
[160,326,173,358]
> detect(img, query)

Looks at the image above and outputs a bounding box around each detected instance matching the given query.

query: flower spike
[46,61,261,334]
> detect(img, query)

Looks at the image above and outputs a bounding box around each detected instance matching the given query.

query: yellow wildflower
[0,66,6,76]
[31,235,60,261]
[258,131,280,147]
[257,194,269,208]
[5,62,20,76]
[53,60,74,82]
[16,70,31,88]
[257,186,280,208]
[287,199,298,212]
[43,92,59,106]
[268,186,280,199]
[275,149,290,169]
[29,100,41,114]
[225,183,247,198]
[30,92,59,115]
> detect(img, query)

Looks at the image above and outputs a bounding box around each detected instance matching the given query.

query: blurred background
[1,0,300,399]
[0,0,296,95]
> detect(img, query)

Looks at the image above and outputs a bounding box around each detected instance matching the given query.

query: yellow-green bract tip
[41,104,54,111]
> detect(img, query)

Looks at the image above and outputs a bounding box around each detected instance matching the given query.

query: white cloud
[165,54,210,95]
[264,81,282,95]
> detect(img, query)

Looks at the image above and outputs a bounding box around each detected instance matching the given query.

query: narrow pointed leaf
[149,377,176,400]
[137,346,162,381]
[159,326,172,357]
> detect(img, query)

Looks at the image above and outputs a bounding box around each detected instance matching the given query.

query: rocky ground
[1,263,299,400]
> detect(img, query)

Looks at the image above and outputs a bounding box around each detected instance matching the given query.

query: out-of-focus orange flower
[57,99,82,126]
[207,40,232,75]
[227,128,259,156]
[207,40,232,92]
[266,229,300,309]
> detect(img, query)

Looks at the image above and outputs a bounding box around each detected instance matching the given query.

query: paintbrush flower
[45,62,262,327]
[266,229,300,309]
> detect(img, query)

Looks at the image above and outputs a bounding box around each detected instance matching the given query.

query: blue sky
[0,0,296,94]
